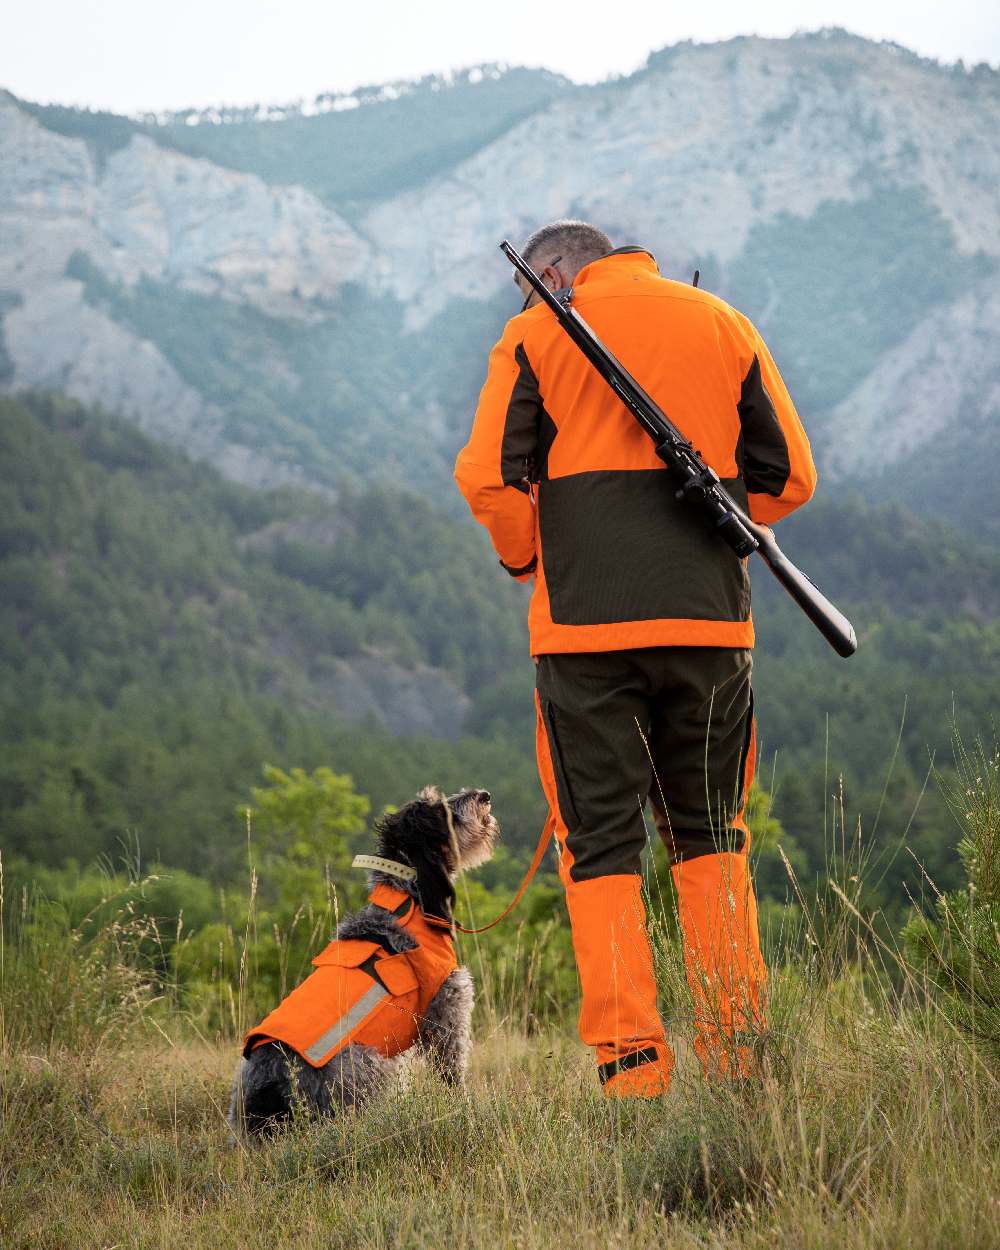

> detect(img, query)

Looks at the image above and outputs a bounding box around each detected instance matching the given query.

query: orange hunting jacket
[243,884,457,1068]
[454,248,817,653]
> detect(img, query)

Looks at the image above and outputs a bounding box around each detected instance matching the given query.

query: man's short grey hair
[521,220,614,281]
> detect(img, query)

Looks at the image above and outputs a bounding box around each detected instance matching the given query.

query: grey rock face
[2,33,998,501]
[309,655,472,739]
[829,277,1000,473]
[0,99,369,310]
[364,36,1000,327]
[0,96,369,487]
[93,134,370,313]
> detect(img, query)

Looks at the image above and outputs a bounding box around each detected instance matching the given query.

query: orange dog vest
[243,884,458,1068]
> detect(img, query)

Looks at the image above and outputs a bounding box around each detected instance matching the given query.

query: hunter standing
[455,220,816,1096]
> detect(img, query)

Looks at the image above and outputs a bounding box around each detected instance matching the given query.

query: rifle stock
[500,239,858,659]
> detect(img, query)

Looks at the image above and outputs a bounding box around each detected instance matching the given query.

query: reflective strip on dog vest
[244,884,457,1068]
[302,981,388,1063]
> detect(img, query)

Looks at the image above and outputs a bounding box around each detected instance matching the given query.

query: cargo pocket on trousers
[544,700,582,831]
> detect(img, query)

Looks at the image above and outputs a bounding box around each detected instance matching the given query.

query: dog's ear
[396,795,455,923]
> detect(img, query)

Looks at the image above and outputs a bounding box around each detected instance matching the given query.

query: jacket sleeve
[733,314,817,525]
[454,325,541,581]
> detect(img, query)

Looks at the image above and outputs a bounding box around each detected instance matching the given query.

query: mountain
[146,66,571,213]
[2,32,998,530]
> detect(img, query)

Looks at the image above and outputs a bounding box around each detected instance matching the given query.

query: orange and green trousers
[535,646,767,1097]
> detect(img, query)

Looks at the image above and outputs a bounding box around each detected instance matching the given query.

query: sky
[3,0,999,115]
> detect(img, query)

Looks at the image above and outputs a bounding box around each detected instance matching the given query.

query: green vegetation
[2,389,997,926]
[903,735,1000,1052]
[0,390,543,878]
[2,749,998,1248]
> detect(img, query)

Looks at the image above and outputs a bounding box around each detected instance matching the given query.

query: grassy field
[3,995,999,1248]
[3,746,999,1249]
[4,937,1000,1246]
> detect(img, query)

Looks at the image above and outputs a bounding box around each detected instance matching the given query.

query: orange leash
[451,812,555,935]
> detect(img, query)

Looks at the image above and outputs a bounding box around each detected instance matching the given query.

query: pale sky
[3,0,998,115]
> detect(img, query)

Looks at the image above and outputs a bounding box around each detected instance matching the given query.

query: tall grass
[0,853,162,1053]
[2,750,999,1249]
[903,734,1000,1052]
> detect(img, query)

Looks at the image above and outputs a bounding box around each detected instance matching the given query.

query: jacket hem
[528,616,755,655]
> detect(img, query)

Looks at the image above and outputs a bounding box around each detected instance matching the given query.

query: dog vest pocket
[373,949,420,996]
[245,939,423,1068]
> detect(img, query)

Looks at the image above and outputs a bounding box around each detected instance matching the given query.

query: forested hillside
[0,391,540,876]
[15,66,570,214]
[2,391,996,915]
[150,67,571,212]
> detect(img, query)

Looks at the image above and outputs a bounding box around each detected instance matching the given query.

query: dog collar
[352,854,417,883]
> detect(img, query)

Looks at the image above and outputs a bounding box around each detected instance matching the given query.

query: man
[454,220,816,1097]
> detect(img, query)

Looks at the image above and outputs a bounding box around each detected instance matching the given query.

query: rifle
[500,240,857,658]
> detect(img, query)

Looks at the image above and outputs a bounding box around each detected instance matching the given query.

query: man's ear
[540,263,561,292]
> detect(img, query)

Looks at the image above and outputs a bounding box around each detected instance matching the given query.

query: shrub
[903,734,1000,1052]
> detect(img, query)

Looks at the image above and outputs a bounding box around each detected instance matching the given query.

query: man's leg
[647,647,768,1080]
[534,653,672,1098]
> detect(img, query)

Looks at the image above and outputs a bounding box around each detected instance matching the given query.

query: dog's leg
[418,967,474,1085]
[230,1044,295,1138]
[319,1043,396,1110]
[231,1042,396,1136]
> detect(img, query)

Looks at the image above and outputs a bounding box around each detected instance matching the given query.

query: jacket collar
[574,246,659,287]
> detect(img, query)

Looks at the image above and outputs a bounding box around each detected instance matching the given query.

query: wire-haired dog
[229,785,498,1137]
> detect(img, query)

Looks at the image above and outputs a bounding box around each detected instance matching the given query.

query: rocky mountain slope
[1,32,997,527]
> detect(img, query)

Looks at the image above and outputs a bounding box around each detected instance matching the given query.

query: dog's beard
[447,790,499,873]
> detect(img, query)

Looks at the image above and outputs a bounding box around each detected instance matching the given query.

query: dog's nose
[478,790,491,804]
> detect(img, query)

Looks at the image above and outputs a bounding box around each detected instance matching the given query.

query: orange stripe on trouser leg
[534,693,672,1095]
[671,851,767,1080]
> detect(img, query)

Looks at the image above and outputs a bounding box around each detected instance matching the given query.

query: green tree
[244,764,370,912]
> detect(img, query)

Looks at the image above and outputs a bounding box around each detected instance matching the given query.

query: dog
[229,785,498,1137]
